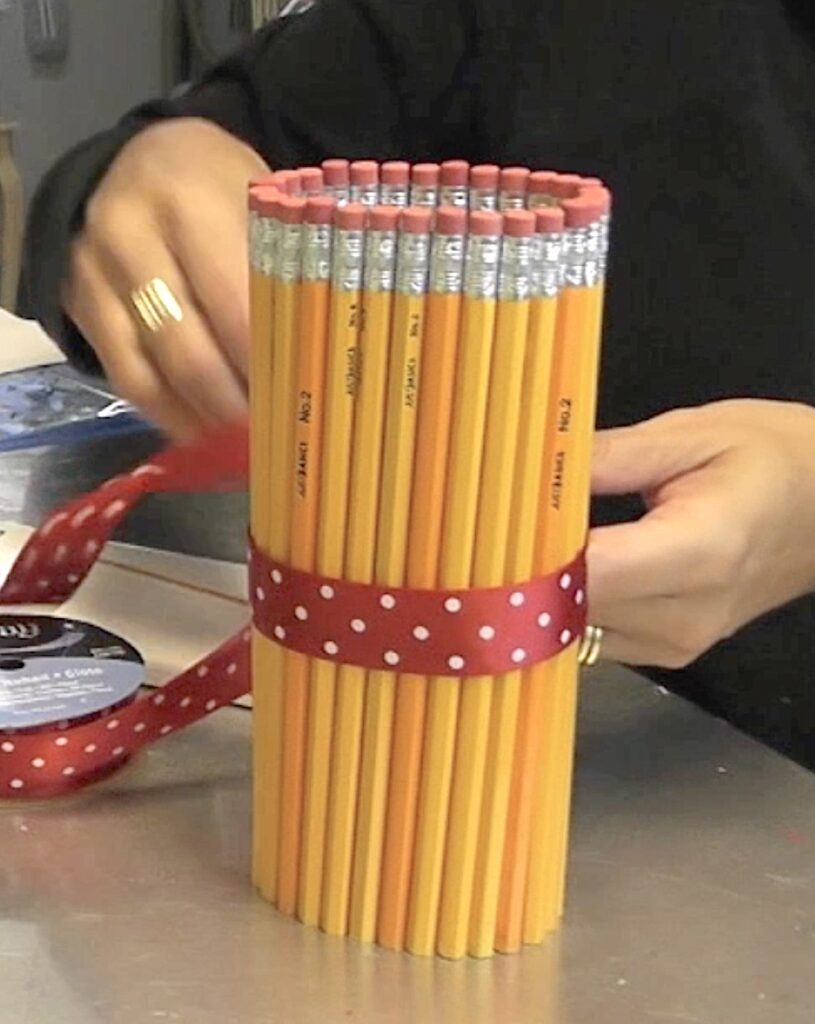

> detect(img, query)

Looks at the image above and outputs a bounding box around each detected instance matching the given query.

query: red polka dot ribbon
[0,421,587,798]
[250,542,587,677]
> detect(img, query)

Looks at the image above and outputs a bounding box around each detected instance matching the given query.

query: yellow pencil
[407,209,503,956]
[298,203,366,926]
[410,163,440,208]
[254,193,305,902]
[276,194,336,915]
[349,205,433,942]
[543,190,611,925]
[439,161,470,208]
[526,170,560,210]
[300,166,325,197]
[377,205,467,950]
[498,166,530,212]
[349,159,380,207]
[322,158,350,206]
[523,192,601,944]
[495,206,566,953]
[435,210,533,959]
[321,205,399,935]
[465,209,536,958]
[249,184,278,897]
[468,165,499,212]
[380,161,410,207]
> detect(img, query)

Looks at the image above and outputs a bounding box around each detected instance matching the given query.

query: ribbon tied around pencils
[0,423,586,799]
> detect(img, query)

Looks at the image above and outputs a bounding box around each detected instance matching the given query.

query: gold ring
[578,624,604,667]
[129,277,183,334]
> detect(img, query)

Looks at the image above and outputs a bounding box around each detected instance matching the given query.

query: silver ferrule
[249,215,277,277]
[349,183,379,207]
[562,225,590,289]
[276,222,303,284]
[429,232,465,294]
[463,233,501,299]
[410,184,438,208]
[327,185,351,207]
[598,214,611,280]
[527,193,555,211]
[535,231,563,298]
[439,184,469,208]
[380,184,409,207]
[264,217,281,277]
[302,223,333,283]
[249,214,277,277]
[331,228,365,292]
[469,188,498,213]
[248,211,262,273]
[583,218,604,289]
[363,229,398,293]
[395,230,431,296]
[498,235,535,301]
[498,192,526,212]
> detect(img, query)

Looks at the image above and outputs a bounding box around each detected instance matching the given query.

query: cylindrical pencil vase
[248,160,610,959]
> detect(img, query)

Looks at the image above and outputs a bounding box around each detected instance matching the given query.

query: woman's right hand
[63,117,270,440]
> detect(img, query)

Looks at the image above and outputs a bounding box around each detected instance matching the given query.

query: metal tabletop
[1,667,813,1024]
[0,434,813,1023]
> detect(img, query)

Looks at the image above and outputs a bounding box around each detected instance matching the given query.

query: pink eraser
[528,171,559,196]
[440,160,470,185]
[277,194,307,224]
[469,164,500,189]
[248,185,280,216]
[350,160,379,185]
[400,206,434,234]
[499,166,531,192]
[369,205,401,232]
[534,206,566,233]
[335,202,367,230]
[300,166,324,193]
[503,209,535,237]
[304,194,337,225]
[435,206,468,235]
[548,174,582,200]
[562,194,606,228]
[322,158,350,186]
[468,209,503,236]
[411,163,440,187]
[381,161,410,184]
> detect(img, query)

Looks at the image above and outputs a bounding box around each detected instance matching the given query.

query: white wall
[0,0,166,203]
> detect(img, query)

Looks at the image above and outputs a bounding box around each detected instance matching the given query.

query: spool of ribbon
[0,422,586,799]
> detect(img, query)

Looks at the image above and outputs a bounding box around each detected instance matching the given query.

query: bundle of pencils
[248,160,610,959]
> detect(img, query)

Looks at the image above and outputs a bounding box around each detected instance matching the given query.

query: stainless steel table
[1,436,813,1023]
[1,665,813,1024]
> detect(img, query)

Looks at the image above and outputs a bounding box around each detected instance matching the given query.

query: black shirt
[19,0,815,768]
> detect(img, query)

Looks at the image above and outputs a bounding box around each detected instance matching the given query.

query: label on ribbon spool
[0,615,144,732]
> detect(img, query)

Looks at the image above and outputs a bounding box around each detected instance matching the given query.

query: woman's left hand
[587,399,815,668]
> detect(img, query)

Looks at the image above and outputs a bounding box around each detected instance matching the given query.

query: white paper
[0,524,251,708]
[0,307,65,374]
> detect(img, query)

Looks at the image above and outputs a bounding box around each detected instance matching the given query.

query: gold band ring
[129,277,184,334]
[578,624,604,667]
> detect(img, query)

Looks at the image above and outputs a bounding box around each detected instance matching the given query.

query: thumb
[591,416,721,497]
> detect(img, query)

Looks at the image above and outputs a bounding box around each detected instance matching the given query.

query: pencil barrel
[248,168,610,958]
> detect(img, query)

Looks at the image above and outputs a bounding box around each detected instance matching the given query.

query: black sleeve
[19,0,477,370]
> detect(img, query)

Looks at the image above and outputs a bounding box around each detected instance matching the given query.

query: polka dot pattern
[251,544,587,680]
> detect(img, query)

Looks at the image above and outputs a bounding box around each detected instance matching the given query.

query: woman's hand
[63,118,269,440]
[588,399,815,668]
